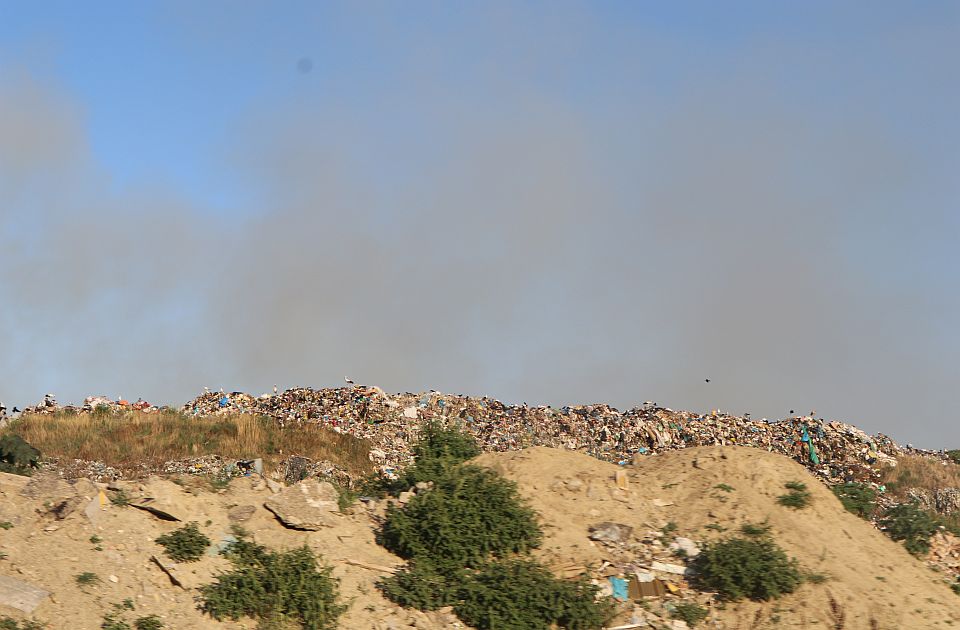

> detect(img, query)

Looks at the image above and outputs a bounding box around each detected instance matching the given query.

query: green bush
[946,450,960,465]
[100,614,130,630]
[133,616,164,630]
[75,572,100,589]
[453,559,614,630]
[777,481,811,509]
[155,522,210,563]
[372,421,481,494]
[377,560,461,611]
[375,422,613,628]
[671,601,709,627]
[198,538,346,630]
[878,503,939,556]
[739,522,771,537]
[412,420,481,463]
[831,482,877,519]
[0,618,46,630]
[691,536,801,601]
[377,464,542,574]
[0,435,40,476]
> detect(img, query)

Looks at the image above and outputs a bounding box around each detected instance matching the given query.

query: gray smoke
[1,6,958,447]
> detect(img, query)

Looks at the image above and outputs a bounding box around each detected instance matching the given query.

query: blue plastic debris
[608,576,629,601]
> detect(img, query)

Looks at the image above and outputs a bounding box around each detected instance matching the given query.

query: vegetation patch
[375,422,614,629]
[2,411,372,478]
[377,464,542,574]
[878,503,940,556]
[198,536,346,630]
[0,434,40,476]
[691,535,802,601]
[453,558,613,630]
[831,482,877,519]
[75,571,100,590]
[739,522,771,537]
[155,522,210,563]
[777,481,811,509]
[671,601,709,627]
[0,618,45,630]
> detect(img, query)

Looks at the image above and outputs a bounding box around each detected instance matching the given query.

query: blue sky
[0,2,958,446]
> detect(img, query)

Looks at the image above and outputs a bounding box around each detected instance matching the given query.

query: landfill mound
[18,387,913,490]
[472,446,960,629]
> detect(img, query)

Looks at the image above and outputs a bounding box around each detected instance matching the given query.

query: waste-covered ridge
[17,386,921,487]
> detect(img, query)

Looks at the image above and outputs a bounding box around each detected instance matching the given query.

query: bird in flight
[705,378,711,383]
[344,376,355,385]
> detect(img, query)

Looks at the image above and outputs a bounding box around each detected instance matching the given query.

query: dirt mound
[473,446,960,629]
[1,445,958,629]
[0,471,458,630]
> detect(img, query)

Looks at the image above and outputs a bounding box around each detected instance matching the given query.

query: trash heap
[580,521,710,628]
[22,393,157,415]
[177,386,906,487]
[17,385,917,489]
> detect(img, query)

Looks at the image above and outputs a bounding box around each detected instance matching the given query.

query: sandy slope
[0,472,459,630]
[1,445,958,629]
[473,446,960,629]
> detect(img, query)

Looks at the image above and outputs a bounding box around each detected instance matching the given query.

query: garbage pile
[176,385,908,487]
[16,385,918,488]
[22,393,157,415]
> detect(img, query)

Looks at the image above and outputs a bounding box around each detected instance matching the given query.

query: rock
[21,475,76,500]
[48,496,84,520]
[126,479,191,521]
[670,536,701,558]
[652,498,674,507]
[227,505,257,522]
[0,575,50,613]
[414,481,433,493]
[565,478,584,492]
[265,479,283,494]
[588,522,633,544]
[264,478,339,530]
[108,574,119,583]
[671,621,689,630]
[398,491,414,505]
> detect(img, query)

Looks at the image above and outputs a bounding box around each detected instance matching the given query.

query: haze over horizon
[1,2,958,447]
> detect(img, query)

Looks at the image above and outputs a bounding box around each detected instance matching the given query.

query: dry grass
[880,454,960,500]
[3,411,373,477]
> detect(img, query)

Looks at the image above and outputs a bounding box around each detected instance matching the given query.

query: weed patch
[671,601,709,627]
[777,481,811,509]
[155,522,210,563]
